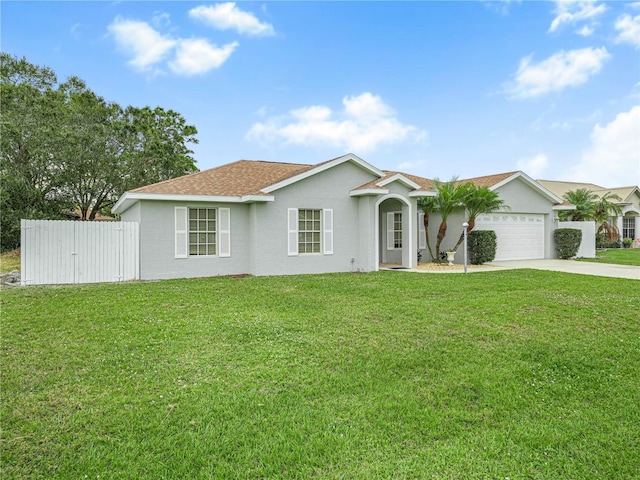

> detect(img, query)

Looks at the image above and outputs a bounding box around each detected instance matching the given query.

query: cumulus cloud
[108,17,176,69]
[169,39,238,75]
[504,47,610,99]
[189,3,275,36]
[570,106,640,187]
[614,14,640,48]
[548,0,607,35]
[108,15,237,75]
[246,93,427,153]
[517,153,549,178]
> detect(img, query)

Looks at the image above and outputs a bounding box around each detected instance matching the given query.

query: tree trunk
[434,221,448,262]
[423,212,436,261]
[452,218,476,251]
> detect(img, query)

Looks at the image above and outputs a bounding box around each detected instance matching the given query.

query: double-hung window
[189,208,216,256]
[287,208,333,256]
[298,209,321,254]
[623,217,635,240]
[175,206,231,258]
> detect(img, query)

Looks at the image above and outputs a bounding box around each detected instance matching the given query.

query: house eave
[112,192,274,214]
[350,188,389,197]
[409,190,437,198]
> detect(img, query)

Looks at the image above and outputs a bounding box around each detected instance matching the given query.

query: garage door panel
[475,214,544,261]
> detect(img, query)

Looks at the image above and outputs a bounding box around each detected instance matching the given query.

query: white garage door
[475,214,545,261]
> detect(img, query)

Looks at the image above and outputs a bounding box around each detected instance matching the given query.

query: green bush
[554,228,582,259]
[467,230,497,264]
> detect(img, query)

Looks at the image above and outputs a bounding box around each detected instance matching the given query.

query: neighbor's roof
[537,180,640,203]
[131,160,313,197]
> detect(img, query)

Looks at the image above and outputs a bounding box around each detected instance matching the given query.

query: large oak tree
[1,54,199,250]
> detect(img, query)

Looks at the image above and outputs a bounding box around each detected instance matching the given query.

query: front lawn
[579,247,640,266]
[2,271,639,479]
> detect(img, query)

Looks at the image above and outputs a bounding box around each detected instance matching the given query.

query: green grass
[579,247,640,266]
[2,271,639,479]
[0,250,21,273]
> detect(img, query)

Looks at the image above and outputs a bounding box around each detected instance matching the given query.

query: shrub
[467,230,496,264]
[554,228,582,259]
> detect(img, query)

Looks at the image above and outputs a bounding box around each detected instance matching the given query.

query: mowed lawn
[578,247,640,266]
[2,271,639,479]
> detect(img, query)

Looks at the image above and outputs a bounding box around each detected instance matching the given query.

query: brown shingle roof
[459,171,519,188]
[131,160,313,196]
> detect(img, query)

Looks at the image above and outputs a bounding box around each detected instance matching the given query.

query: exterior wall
[557,221,596,258]
[130,200,251,280]
[251,161,377,276]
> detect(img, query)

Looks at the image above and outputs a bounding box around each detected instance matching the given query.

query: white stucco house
[538,180,640,247]
[112,153,569,280]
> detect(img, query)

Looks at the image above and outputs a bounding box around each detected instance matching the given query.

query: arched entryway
[376,195,414,269]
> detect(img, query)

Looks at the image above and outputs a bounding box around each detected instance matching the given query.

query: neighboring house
[538,180,640,246]
[112,154,569,279]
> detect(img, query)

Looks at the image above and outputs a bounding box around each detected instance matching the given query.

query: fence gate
[21,220,139,285]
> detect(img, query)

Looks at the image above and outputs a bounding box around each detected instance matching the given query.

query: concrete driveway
[487,259,640,280]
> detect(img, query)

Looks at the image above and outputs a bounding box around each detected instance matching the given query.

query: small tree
[430,178,468,262]
[452,184,508,251]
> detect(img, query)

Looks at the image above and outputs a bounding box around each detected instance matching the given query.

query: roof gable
[462,171,564,204]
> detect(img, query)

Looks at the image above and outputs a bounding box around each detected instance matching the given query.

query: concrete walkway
[487,259,640,280]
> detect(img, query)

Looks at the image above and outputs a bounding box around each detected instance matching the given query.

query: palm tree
[593,192,622,243]
[417,195,437,261]
[430,177,467,261]
[452,184,508,251]
[558,188,598,221]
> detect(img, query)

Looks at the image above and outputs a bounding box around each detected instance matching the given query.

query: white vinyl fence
[21,220,139,285]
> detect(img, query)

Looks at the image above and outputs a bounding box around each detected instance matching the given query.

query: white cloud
[517,153,549,177]
[189,3,275,36]
[246,93,427,153]
[570,105,640,187]
[169,39,238,75]
[108,17,176,69]
[576,25,594,36]
[548,0,607,34]
[505,47,610,99]
[108,15,238,76]
[614,14,640,48]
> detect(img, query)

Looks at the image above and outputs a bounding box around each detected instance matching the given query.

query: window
[298,209,321,254]
[175,207,230,259]
[189,208,216,255]
[287,208,333,256]
[393,212,402,248]
[623,217,636,240]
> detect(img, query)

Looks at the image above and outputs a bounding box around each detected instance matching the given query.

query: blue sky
[3,1,639,187]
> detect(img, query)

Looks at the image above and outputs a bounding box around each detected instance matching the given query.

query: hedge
[467,230,497,265]
[554,228,582,259]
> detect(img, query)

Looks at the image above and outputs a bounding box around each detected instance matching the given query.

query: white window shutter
[418,212,426,249]
[175,207,188,259]
[387,212,395,251]
[323,209,333,255]
[218,207,231,257]
[287,208,298,256]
